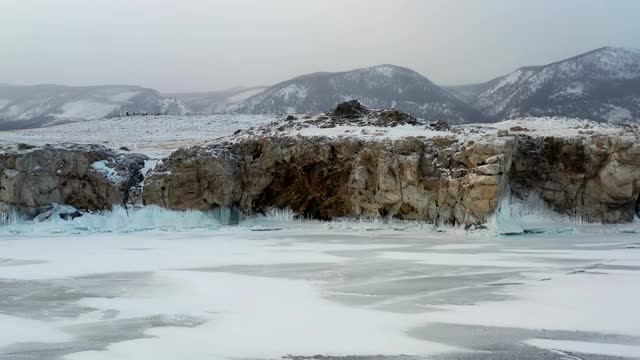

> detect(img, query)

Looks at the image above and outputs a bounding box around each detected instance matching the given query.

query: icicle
[0,206,24,226]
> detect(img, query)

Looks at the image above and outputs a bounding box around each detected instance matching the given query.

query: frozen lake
[1,214,640,360]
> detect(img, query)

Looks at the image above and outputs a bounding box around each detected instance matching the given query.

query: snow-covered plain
[0,114,276,157]
[2,208,640,360]
[2,113,640,359]
[2,114,636,160]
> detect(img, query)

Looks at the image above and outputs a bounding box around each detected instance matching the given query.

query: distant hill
[234,65,485,124]
[447,47,640,123]
[165,86,269,114]
[3,46,640,130]
[0,84,188,130]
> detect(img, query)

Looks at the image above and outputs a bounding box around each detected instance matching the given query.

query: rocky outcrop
[510,134,640,223]
[2,105,640,226]
[140,129,640,225]
[0,144,147,218]
[141,136,513,227]
[3,133,640,226]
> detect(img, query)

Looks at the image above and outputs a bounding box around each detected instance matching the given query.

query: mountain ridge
[2,46,639,129]
[447,46,640,122]
[233,64,486,124]
[0,84,188,130]
[164,86,269,114]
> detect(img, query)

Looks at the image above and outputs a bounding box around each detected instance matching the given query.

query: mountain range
[233,65,484,124]
[164,86,269,114]
[1,46,638,129]
[447,46,640,123]
[0,84,187,130]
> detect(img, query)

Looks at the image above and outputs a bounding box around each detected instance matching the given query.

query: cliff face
[510,134,640,223]
[2,119,640,226]
[140,132,640,225]
[141,136,513,226]
[0,144,146,218]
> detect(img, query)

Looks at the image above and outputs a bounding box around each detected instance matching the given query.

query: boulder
[333,100,370,118]
[0,144,147,219]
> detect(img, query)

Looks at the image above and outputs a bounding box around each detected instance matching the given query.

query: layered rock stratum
[1,102,639,226]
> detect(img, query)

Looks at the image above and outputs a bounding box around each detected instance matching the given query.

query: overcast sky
[2,0,640,92]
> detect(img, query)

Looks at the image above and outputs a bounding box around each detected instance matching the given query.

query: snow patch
[526,339,640,358]
[90,160,123,183]
[66,271,455,360]
[275,84,308,101]
[107,91,141,102]
[141,159,159,177]
[55,100,119,120]
[605,105,633,123]
[0,314,72,348]
[372,65,397,77]
[553,82,585,98]
[226,88,266,103]
[423,269,640,336]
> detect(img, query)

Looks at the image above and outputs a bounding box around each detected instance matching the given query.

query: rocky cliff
[1,106,640,226]
[510,134,640,223]
[141,135,512,227]
[0,144,146,219]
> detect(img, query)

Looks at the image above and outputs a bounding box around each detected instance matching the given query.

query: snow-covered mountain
[234,65,485,124]
[449,47,640,122]
[0,84,188,130]
[5,47,638,129]
[165,86,269,114]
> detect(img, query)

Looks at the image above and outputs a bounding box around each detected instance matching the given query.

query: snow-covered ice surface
[1,113,640,359]
[0,114,276,157]
[1,114,638,159]
[2,208,640,360]
[468,116,635,137]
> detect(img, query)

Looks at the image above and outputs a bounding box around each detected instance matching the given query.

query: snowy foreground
[2,210,640,360]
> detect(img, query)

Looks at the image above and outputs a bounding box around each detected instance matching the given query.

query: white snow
[225,87,266,103]
[552,82,585,98]
[294,124,452,140]
[106,91,141,103]
[428,243,498,250]
[275,84,308,101]
[66,271,454,360]
[90,160,123,183]
[2,212,640,359]
[423,269,640,336]
[469,116,627,137]
[0,85,188,128]
[605,105,634,123]
[526,339,640,358]
[2,113,636,158]
[474,47,640,118]
[0,114,276,157]
[372,65,397,77]
[379,251,558,268]
[0,314,72,348]
[55,100,119,121]
[140,159,159,177]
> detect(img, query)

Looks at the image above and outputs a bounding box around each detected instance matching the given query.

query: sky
[1,0,640,93]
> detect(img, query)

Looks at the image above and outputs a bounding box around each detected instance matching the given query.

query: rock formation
[0,144,146,218]
[2,103,640,226]
[141,134,513,227]
[510,134,640,223]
